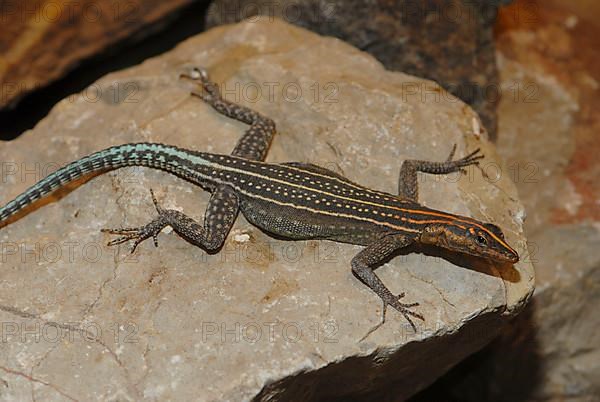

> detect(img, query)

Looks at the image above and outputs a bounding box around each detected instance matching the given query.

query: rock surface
[0,0,199,110]
[206,0,510,141]
[0,19,533,401]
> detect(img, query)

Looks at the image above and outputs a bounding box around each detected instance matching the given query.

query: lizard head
[420,221,519,264]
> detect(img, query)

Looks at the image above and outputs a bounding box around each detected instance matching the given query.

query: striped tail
[0,142,195,223]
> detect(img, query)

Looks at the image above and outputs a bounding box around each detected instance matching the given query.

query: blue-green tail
[0,142,193,224]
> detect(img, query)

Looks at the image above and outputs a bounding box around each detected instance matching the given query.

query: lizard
[0,67,519,333]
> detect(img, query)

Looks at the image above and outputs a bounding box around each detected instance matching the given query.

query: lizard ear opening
[419,225,445,245]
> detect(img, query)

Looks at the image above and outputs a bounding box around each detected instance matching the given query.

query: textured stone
[0,19,532,401]
[206,0,511,141]
[0,0,199,110]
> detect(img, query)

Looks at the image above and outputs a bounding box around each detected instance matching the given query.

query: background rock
[0,0,203,110]
[206,0,512,141]
[410,0,600,401]
[0,19,532,401]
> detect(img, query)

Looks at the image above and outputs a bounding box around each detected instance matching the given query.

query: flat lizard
[0,67,519,332]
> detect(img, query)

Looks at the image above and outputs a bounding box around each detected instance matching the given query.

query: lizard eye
[476,235,488,247]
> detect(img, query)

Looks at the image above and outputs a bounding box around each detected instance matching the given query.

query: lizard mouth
[506,252,520,264]
[503,244,520,264]
[492,249,519,264]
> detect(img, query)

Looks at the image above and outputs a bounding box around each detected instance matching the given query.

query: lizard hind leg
[180,66,276,162]
[102,185,239,254]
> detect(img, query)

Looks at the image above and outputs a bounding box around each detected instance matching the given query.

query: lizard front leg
[397,145,483,202]
[351,234,424,340]
[102,185,239,253]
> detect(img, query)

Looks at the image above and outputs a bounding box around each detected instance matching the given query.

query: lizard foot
[386,292,424,331]
[101,190,166,254]
[359,293,424,342]
[179,66,220,103]
[444,145,484,174]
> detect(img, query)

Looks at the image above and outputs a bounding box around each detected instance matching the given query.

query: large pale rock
[0,0,199,109]
[206,0,511,141]
[0,19,532,401]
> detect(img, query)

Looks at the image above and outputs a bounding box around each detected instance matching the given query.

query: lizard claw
[149,189,164,213]
[179,66,209,82]
[446,144,458,162]
[359,293,424,342]
[101,190,168,252]
[102,224,163,253]
[444,145,484,175]
[387,293,424,332]
[104,234,133,246]
[180,66,221,104]
[101,228,142,247]
[129,237,146,254]
[102,218,167,253]
[456,147,484,166]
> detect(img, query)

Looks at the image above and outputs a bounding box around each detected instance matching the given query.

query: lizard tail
[0,142,192,223]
